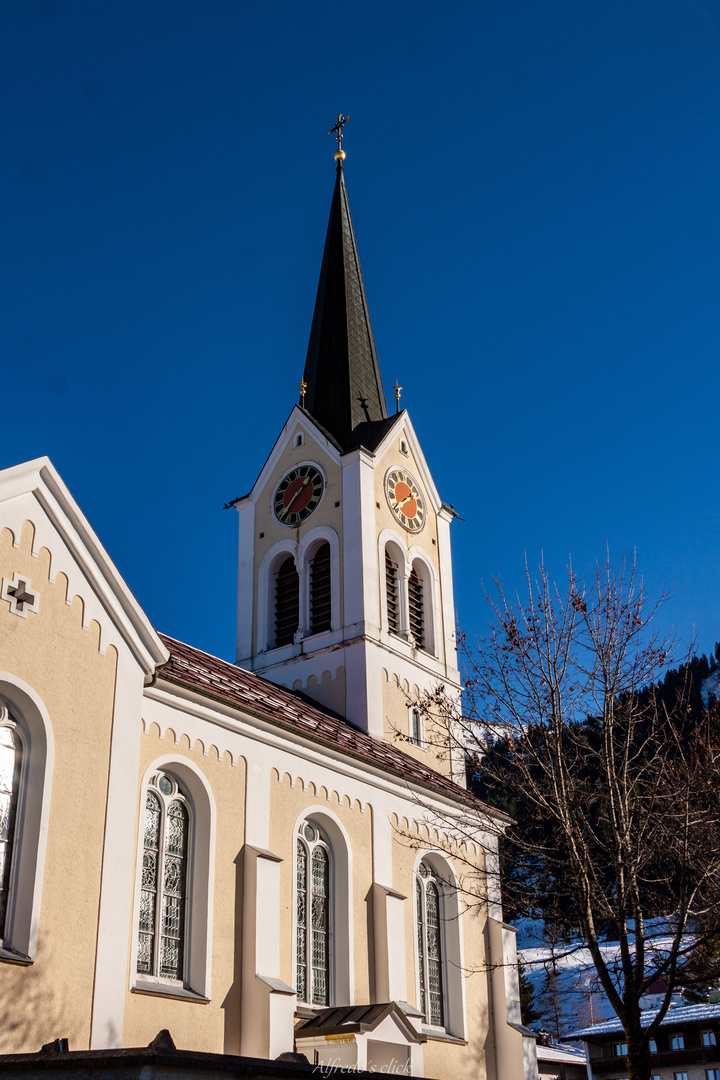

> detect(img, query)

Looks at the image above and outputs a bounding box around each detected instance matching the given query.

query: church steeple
[301,158,388,452]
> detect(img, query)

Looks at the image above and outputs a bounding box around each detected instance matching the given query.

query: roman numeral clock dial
[273,465,325,526]
[385,468,426,532]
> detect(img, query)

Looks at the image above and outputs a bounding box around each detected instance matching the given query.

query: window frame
[416,860,445,1027]
[409,706,425,749]
[0,680,53,965]
[295,820,333,1007]
[257,528,340,654]
[137,771,191,985]
[131,757,215,1001]
[412,851,466,1039]
[292,809,352,1009]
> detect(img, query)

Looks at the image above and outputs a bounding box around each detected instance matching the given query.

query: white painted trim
[235,408,342,511]
[435,512,458,679]
[0,674,54,961]
[292,806,354,1006]
[144,680,497,835]
[0,457,167,675]
[371,415,443,515]
[91,649,146,1049]
[235,500,256,664]
[256,539,298,654]
[130,755,216,1000]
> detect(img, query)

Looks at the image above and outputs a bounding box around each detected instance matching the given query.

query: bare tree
[433,556,720,1080]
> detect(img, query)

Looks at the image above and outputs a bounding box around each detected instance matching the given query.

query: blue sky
[2,0,720,664]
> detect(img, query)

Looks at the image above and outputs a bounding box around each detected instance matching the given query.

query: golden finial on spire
[299,378,307,409]
[393,381,402,413]
[329,113,351,163]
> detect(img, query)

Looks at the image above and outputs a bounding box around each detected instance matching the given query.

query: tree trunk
[626,1028,650,1080]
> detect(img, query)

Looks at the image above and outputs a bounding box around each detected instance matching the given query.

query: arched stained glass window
[137,773,189,982]
[0,722,22,939]
[416,860,445,1027]
[296,821,330,1005]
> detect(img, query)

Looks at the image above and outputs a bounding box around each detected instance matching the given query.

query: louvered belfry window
[138,773,189,982]
[275,556,299,647]
[0,722,22,938]
[296,822,330,1005]
[408,565,425,649]
[386,551,400,634]
[310,542,332,634]
[416,861,445,1027]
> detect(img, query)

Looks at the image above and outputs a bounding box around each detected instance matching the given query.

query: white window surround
[408,705,426,749]
[257,529,340,654]
[0,675,54,963]
[412,850,466,1040]
[292,807,353,1007]
[130,756,215,1000]
[378,531,438,658]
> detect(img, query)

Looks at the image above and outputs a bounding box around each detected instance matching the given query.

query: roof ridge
[156,632,505,820]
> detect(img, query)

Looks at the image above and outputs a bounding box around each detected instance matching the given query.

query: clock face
[273,465,324,526]
[385,468,426,533]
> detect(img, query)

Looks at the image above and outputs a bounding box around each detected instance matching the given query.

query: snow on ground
[517,919,681,1035]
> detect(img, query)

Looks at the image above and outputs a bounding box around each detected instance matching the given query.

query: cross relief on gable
[1,573,40,618]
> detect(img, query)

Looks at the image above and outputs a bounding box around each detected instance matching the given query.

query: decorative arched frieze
[140,718,242,768]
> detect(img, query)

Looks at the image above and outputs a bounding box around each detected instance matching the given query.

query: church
[0,129,530,1079]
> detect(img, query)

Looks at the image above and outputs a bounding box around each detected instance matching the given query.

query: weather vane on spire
[329,113,350,164]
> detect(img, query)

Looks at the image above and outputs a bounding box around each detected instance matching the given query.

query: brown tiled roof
[157,634,502,817]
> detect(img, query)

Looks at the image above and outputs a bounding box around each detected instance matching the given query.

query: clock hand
[284,476,310,512]
[393,493,416,511]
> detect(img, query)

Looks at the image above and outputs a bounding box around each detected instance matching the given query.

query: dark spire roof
[301,164,388,451]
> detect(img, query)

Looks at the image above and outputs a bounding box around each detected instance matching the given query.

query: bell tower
[232,124,462,778]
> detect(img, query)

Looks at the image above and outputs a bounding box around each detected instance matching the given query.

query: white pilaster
[90,649,145,1049]
[235,500,256,664]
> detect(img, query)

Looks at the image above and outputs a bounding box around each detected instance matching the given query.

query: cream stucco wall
[121,721,247,1054]
[390,813,497,1080]
[269,768,373,1006]
[0,521,118,1053]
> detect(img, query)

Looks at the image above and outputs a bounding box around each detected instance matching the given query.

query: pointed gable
[302,165,388,452]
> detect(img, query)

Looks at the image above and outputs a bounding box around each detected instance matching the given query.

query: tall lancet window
[296,821,331,1005]
[408,565,425,649]
[138,772,189,982]
[275,556,299,647]
[0,719,22,939]
[385,551,400,634]
[309,542,332,634]
[416,860,444,1027]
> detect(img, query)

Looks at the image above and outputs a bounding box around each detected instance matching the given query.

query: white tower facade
[234,162,463,779]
